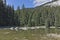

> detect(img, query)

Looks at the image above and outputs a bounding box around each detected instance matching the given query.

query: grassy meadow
[0,28,60,40]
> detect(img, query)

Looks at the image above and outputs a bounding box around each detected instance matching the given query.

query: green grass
[0,28,60,40]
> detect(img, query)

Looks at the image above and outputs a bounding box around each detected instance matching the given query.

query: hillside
[0,0,60,27]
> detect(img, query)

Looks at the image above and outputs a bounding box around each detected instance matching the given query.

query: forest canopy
[0,0,60,27]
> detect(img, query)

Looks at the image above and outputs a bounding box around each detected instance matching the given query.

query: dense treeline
[0,0,19,27]
[15,6,60,27]
[0,0,60,27]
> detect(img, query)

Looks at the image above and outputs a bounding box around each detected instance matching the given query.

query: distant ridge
[44,0,60,7]
[35,0,58,8]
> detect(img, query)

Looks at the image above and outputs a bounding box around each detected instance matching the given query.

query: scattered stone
[10,27,14,30]
[35,27,40,29]
[15,27,19,31]
[47,33,60,38]
[30,27,36,29]
[20,27,28,30]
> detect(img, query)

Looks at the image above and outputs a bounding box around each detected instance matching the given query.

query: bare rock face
[44,0,60,7]
[47,33,60,38]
